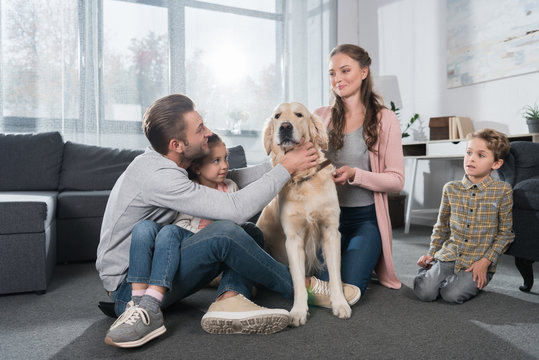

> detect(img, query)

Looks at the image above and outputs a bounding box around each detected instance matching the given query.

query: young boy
[413,128,514,304]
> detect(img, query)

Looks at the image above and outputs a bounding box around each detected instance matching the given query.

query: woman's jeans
[319,204,381,294]
[113,220,294,316]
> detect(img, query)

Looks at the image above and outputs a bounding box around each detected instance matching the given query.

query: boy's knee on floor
[439,286,472,304]
[413,276,439,302]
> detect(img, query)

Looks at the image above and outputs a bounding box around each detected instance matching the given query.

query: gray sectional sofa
[0,132,143,295]
[0,131,248,296]
[498,141,539,292]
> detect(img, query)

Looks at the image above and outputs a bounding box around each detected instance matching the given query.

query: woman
[314,44,404,294]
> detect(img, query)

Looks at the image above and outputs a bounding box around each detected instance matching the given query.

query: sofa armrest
[513,176,539,211]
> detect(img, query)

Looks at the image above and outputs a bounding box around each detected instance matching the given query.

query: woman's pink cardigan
[314,106,404,289]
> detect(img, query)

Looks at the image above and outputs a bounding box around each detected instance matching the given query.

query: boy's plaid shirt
[428,175,514,273]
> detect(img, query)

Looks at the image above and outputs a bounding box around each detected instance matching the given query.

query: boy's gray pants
[413,260,493,304]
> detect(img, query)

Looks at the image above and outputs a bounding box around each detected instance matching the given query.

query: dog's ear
[308,112,329,150]
[263,118,274,155]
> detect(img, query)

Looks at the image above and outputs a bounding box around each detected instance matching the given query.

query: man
[97,94,359,348]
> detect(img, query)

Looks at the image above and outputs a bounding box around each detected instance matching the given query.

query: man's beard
[183,140,209,161]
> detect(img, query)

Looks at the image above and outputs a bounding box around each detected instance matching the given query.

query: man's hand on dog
[332,166,356,186]
[281,138,318,175]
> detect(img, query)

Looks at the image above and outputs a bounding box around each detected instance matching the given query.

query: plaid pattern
[428,175,514,273]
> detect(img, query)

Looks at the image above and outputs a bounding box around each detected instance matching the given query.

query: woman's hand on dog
[281,138,318,175]
[332,166,356,186]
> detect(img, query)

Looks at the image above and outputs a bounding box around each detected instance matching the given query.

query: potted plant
[523,103,539,133]
[390,101,419,138]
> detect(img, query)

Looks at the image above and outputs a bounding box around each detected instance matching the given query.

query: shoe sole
[201,313,289,334]
[347,287,361,307]
[104,326,166,348]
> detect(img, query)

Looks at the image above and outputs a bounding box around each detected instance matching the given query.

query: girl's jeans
[113,220,294,316]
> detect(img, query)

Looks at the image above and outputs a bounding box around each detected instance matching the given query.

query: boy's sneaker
[307,276,361,309]
[104,304,166,348]
[201,294,289,335]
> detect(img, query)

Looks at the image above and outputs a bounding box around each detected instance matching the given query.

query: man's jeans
[113,220,294,315]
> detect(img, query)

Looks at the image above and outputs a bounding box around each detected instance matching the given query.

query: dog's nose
[279,122,293,131]
[278,121,295,144]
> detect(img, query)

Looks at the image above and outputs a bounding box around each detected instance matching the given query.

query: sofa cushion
[0,192,57,234]
[59,142,143,191]
[513,176,539,211]
[57,217,103,263]
[57,190,110,219]
[227,145,247,169]
[510,141,539,184]
[498,152,515,185]
[0,132,64,191]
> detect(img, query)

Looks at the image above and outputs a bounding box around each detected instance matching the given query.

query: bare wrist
[280,157,294,175]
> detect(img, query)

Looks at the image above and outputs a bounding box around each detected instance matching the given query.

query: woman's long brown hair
[329,44,384,152]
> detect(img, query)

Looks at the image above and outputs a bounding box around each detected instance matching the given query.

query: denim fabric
[114,220,293,315]
[319,204,381,294]
[127,221,191,289]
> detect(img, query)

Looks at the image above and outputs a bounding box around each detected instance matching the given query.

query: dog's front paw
[289,306,309,327]
[332,301,352,320]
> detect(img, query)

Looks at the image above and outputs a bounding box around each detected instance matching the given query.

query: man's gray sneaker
[104,304,166,348]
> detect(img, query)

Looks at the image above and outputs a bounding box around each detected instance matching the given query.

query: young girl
[174,133,260,237]
[175,134,263,287]
[314,44,405,295]
[175,133,238,230]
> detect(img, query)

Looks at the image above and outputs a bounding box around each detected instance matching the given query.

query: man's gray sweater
[96,147,290,292]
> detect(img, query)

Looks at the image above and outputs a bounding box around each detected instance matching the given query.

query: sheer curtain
[0,0,336,163]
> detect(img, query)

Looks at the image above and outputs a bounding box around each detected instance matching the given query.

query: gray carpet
[1,226,538,360]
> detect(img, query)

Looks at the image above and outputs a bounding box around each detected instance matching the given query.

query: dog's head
[263,102,328,157]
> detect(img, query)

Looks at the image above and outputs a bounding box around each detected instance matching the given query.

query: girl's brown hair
[187,133,225,180]
[329,44,384,152]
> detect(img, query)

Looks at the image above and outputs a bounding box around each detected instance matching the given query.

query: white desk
[402,133,539,234]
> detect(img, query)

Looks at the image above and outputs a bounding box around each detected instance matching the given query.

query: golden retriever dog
[256,102,351,327]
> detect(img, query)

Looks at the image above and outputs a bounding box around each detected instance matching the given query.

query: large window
[0,0,79,132]
[0,0,335,163]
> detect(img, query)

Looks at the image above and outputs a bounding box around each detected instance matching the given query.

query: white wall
[338,0,539,226]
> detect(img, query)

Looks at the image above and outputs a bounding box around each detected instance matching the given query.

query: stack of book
[429,116,474,140]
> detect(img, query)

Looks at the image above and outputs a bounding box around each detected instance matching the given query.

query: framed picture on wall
[446,0,539,88]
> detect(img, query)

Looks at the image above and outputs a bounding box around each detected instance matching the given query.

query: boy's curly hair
[469,128,510,161]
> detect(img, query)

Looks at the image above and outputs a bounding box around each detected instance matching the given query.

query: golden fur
[257,102,351,327]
